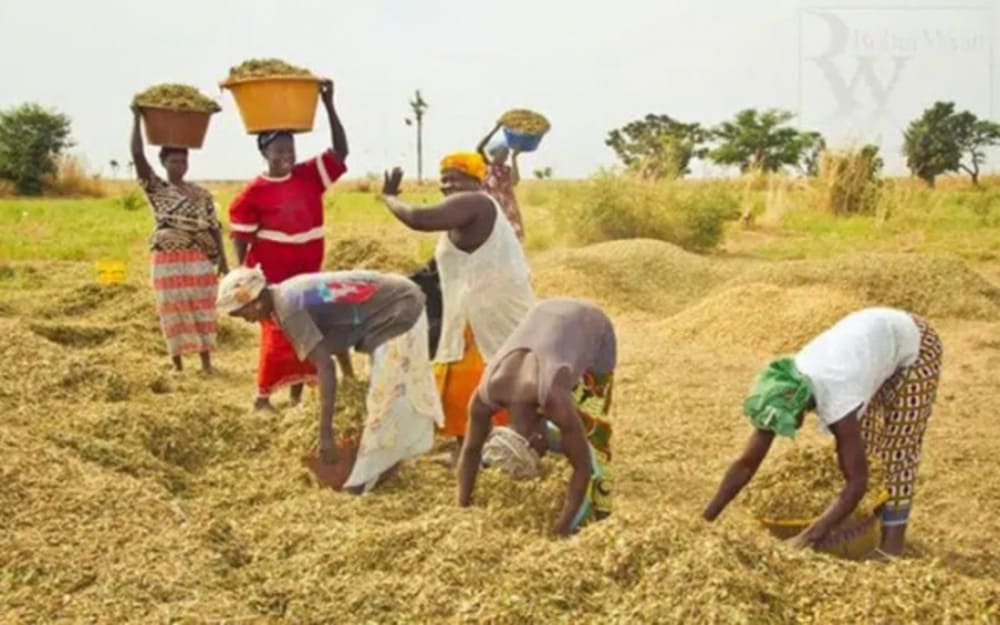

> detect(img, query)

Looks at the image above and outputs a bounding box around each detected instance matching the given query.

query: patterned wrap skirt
[860,316,943,526]
[150,249,218,357]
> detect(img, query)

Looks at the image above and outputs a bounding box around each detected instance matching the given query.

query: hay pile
[500,109,551,135]
[3,248,1000,623]
[743,443,886,520]
[731,252,1000,320]
[660,283,863,354]
[333,377,368,438]
[532,239,728,315]
[324,236,417,274]
[227,58,313,80]
[132,84,220,113]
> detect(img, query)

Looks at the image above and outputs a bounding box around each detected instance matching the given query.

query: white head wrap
[482,426,541,480]
[216,264,267,313]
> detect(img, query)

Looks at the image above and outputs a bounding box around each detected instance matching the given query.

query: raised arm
[380,167,482,232]
[457,394,494,507]
[130,108,153,183]
[306,341,339,464]
[476,122,502,162]
[545,392,592,537]
[510,150,521,187]
[320,80,348,161]
[703,428,775,521]
[790,414,868,547]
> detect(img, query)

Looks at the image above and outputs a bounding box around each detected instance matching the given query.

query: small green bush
[117,188,144,211]
[555,172,739,251]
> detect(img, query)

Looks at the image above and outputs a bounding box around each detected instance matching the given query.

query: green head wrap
[743,358,812,438]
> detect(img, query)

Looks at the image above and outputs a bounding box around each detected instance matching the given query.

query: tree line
[606,101,1000,187]
[0,100,997,196]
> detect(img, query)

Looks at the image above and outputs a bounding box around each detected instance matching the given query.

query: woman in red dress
[228,80,351,411]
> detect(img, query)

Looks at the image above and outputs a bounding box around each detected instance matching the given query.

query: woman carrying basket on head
[131,107,228,374]
[228,79,352,412]
[477,123,524,242]
[703,307,943,557]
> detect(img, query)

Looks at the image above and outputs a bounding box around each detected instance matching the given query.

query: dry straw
[2,239,999,623]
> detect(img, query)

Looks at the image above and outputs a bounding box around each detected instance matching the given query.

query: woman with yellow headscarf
[380,155,535,461]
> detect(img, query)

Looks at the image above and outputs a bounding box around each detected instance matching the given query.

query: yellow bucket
[220,76,321,134]
[95,260,126,286]
[759,491,889,560]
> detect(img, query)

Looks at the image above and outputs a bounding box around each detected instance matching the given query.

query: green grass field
[2,176,999,267]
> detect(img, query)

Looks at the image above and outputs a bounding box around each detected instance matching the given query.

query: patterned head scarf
[257,130,293,154]
[216,264,267,313]
[482,426,541,480]
[743,358,812,438]
[440,152,486,182]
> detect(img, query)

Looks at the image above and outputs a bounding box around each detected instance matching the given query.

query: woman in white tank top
[379,154,535,454]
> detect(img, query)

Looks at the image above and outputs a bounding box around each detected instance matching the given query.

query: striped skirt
[150,249,218,357]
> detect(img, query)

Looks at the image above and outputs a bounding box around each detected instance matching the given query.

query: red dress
[229,150,347,396]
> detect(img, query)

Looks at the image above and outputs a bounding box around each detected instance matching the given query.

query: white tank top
[434,193,535,364]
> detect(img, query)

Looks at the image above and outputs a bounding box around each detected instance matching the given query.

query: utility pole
[406,90,429,182]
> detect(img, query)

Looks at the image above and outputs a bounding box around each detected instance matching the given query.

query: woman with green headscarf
[703,307,943,557]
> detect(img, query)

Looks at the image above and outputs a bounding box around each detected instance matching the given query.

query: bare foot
[862,548,898,564]
[199,352,214,375]
[254,397,278,413]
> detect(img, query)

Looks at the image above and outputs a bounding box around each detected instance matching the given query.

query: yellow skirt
[433,325,508,437]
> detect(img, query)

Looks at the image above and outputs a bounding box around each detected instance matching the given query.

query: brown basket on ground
[759,491,889,560]
[220,76,322,134]
[140,106,216,149]
[301,435,359,491]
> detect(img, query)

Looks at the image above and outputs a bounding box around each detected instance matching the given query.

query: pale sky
[2,0,997,179]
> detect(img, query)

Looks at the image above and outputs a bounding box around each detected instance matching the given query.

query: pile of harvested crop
[333,376,368,438]
[324,236,417,274]
[744,442,887,520]
[500,109,551,135]
[269,375,369,456]
[661,283,863,354]
[731,252,1000,320]
[532,238,728,315]
[132,84,220,112]
[3,242,1000,623]
[228,58,313,80]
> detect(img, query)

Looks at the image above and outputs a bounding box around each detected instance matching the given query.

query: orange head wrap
[440,152,486,182]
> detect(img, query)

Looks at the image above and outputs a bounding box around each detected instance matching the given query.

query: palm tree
[405,90,429,182]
